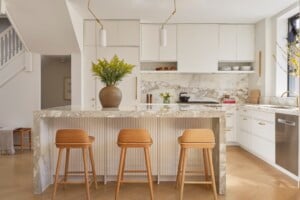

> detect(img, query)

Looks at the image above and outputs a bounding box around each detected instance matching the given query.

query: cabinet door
[225,111,236,143]
[159,25,177,61]
[97,47,140,107]
[237,25,255,61]
[177,24,219,73]
[82,46,99,109]
[219,25,237,61]
[252,135,275,163]
[140,24,160,60]
[118,21,140,46]
[84,20,96,46]
[91,20,140,46]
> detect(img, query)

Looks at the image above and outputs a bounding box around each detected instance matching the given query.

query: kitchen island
[32,104,226,195]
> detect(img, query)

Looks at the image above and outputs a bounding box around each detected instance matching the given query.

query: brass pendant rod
[161,0,177,29]
[87,0,104,29]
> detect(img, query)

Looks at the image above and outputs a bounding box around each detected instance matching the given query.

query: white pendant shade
[99,28,107,47]
[160,27,167,47]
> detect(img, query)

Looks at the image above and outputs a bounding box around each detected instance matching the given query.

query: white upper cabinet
[140,24,177,61]
[236,25,255,61]
[219,25,237,61]
[159,25,177,61]
[219,25,255,61]
[84,20,140,46]
[177,24,219,73]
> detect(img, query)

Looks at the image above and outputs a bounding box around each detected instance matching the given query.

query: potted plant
[160,92,171,104]
[92,55,134,108]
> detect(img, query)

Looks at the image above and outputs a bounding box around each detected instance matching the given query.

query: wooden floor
[0,146,299,200]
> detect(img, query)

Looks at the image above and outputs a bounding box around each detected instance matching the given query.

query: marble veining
[141,73,249,103]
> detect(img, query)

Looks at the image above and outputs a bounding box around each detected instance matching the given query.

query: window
[287,14,299,96]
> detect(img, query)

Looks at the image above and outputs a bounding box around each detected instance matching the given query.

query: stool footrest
[124,170,147,173]
[67,171,94,174]
[184,181,213,185]
[121,180,152,184]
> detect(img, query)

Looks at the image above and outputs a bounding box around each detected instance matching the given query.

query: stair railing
[0,26,24,70]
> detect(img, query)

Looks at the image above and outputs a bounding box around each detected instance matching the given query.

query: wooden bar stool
[176,129,218,200]
[115,129,154,200]
[52,129,98,200]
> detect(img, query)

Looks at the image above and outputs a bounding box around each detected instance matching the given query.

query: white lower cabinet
[251,134,275,163]
[238,107,275,164]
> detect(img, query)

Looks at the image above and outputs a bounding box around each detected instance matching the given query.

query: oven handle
[277,118,296,126]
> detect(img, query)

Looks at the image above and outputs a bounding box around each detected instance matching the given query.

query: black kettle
[179,92,190,103]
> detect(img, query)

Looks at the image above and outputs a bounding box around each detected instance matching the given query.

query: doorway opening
[41,55,71,109]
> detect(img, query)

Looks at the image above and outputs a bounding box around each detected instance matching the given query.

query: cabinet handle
[225,128,232,131]
[243,118,247,120]
[258,122,265,126]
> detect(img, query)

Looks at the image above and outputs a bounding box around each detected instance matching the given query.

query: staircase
[0,25,26,87]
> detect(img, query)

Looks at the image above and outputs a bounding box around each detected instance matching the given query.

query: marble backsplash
[141,73,249,103]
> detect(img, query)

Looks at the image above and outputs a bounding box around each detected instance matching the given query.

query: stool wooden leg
[203,149,210,189]
[180,148,188,200]
[115,147,126,200]
[63,148,70,189]
[207,149,218,200]
[120,148,127,181]
[176,147,183,188]
[144,147,154,200]
[89,146,98,189]
[29,131,32,150]
[52,148,63,200]
[20,132,24,152]
[82,148,90,200]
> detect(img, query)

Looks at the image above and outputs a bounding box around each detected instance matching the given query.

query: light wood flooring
[0,146,299,200]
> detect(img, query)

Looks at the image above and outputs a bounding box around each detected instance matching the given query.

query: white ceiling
[69,0,298,23]
[5,0,80,54]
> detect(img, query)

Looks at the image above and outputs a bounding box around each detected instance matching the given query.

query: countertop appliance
[178,93,219,104]
[179,92,190,103]
[275,113,298,175]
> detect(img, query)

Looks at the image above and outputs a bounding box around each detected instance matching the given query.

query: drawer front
[252,119,275,142]
[239,108,250,116]
[225,112,235,128]
[252,135,275,163]
[239,115,252,132]
[239,130,252,150]
[249,110,275,122]
[226,128,236,142]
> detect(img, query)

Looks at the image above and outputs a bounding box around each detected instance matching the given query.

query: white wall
[65,0,84,52]
[0,53,41,128]
[71,53,82,106]
[253,2,298,101]
[5,0,79,54]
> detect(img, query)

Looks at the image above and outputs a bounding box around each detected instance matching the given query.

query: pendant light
[160,0,177,47]
[88,0,106,47]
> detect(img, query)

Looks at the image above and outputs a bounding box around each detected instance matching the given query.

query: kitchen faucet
[280,91,299,107]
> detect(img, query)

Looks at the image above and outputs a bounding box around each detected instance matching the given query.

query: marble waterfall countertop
[34,104,226,118]
[33,104,226,195]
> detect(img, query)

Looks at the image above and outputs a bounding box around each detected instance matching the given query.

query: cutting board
[247,89,260,104]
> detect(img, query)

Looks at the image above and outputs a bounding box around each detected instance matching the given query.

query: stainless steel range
[275,113,299,175]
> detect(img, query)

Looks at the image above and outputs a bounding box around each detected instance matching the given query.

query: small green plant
[92,55,135,86]
[160,92,171,103]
